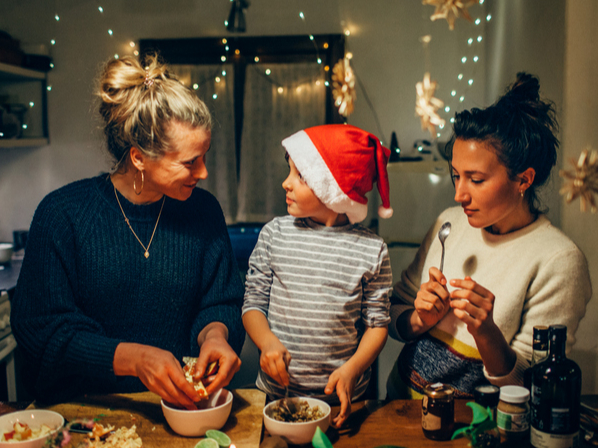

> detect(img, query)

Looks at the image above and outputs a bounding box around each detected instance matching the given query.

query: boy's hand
[325,365,358,428]
[260,337,291,387]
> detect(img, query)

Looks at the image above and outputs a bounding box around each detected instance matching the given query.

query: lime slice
[194,438,219,448]
[205,430,231,447]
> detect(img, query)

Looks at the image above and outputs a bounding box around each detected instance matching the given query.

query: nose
[282,174,291,192]
[454,179,469,203]
[193,159,208,180]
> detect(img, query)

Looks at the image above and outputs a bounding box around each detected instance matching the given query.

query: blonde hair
[96,53,212,171]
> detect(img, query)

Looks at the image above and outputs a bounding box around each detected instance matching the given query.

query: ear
[129,147,146,171]
[518,167,536,193]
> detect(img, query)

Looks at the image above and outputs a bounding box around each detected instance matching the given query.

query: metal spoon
[438,222,452,273]
[280,385,299,415]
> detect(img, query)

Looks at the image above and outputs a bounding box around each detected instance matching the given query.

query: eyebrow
[452,168,487,176]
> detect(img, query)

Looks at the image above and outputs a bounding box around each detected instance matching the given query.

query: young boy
[242,124,394,427]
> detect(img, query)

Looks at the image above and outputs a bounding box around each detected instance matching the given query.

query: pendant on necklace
[144,251,149,259]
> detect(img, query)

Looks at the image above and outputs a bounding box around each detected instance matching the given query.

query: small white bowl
[0,410,64,448]
[263,397,331,446]
[161,389,233,437]
[0,243,13,265]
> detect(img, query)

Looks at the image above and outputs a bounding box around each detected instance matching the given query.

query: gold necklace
[114,187,165,259]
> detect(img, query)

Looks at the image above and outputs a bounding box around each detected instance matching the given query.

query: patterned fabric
[11,175,245,403]
[243,215,391,403]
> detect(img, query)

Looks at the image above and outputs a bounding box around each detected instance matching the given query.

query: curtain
[170,64,238,222]
[236,62,326,223]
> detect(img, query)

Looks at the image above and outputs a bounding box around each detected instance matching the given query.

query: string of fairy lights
[36,1,488,145]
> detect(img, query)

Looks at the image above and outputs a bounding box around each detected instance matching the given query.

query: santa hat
[282,124,393,224]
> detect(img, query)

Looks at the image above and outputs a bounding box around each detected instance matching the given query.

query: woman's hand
[325,364,358,428]
[448,276,517,376]
[114,342,201,410]
[413,267,451,332]
[195,323,242,396]
[259,337,291,387]
[449,276,498,337]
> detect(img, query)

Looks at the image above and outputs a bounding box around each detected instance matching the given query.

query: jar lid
[423,382,454,398]
[474,385,500,408]
[499,385,529,403]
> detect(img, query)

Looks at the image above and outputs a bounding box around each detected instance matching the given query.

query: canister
[497,385,530,443]
[422,383,455,440]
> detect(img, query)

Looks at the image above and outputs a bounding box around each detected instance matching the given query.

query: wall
[0,0,487,240]
[562,0,598,395]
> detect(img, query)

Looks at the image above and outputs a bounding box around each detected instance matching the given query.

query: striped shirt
[242,216,392,403]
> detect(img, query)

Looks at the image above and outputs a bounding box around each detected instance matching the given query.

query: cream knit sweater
[389,206,592,390]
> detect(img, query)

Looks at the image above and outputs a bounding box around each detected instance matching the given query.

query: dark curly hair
[446,72,559,214]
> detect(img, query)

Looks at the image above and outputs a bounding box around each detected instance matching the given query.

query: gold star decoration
[331,55,356,117]
[560,147,598,213]
[422,0,479,30]
[415,72,445,136]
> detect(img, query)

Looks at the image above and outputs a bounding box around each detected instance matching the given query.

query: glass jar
[422,383,454,441]
[497,385,530,443]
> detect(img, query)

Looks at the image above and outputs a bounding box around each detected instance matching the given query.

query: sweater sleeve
[242,222,274,318]
[189,196,245,355]
[389,215,444,342]
[484,245,592,386]
[361,242,392,327]
[11,195,125,400]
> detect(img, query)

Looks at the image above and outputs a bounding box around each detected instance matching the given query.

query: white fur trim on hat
[282,130,368,223]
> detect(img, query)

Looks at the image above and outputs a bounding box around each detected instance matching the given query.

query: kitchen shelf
[0,62,48,147]
[387,160,451,175]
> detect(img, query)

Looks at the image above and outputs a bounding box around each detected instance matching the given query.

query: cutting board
[31,389,266,448]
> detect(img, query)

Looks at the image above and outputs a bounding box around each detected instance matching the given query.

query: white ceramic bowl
[0,410,64,448]
[161,389,233,437]
[0,243,13,264]
[263,397,331,446]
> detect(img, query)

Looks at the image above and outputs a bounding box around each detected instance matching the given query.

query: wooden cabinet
[0,62,48,148]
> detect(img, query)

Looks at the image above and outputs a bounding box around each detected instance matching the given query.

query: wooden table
[0,394,499,447]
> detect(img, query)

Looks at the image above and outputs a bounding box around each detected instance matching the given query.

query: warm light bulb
[317,58,322,64]
[475,18,481,25]
[193,84,199,90]
[108,29,113,36]
[222,38,227,44]
[450,117,455,123]
[324,66,329,72]
[130,41,135,47]
[224,20,228,26]
[47,86,52,91]
[344,29,350,36]
[235,49,240,55]
[254,56,259,62]
[473,56,479,62]
[221,56,227,62]
[451,90,456,96]
[50,63,54,68]
[225,45,229,51]
[222,70,227,76]
[299,12,304,19]
[486,14,492,21]
[265,69,271,75]
[55,15,59,21]
[114,54,119,59]
[323,42,329,49]
[324,81,330,86]
[215,77,221,83]
[316,80,321,86]
[134,50,139,56]
[51,39,56,45]
[29,102,34,107]
[461,56,467,63]
[458,74,463,80]
[277,87,283,93]
[98,6,104,12]
[477,36,483,42]
[309,35,314,41]
[444,106,450,112]
[459,96,465,102]
[22,124,28,129]
[213,94,218,99]
[346,52,353,59]
[468,79,474,85]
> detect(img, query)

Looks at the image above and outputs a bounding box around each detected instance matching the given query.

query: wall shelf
[0,62,48,147]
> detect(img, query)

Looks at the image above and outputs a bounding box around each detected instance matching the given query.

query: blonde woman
[11,55,244,408]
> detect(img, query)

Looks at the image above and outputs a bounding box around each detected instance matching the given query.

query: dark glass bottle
[530,325,581,448]
[524,325,549,391]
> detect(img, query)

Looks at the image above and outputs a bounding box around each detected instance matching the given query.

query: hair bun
[504,72,540,104]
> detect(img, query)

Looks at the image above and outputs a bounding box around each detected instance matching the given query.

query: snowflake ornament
[560,147,598,213]
[415,72,445,137]
[331,55,357,118]
[422,0,479,30]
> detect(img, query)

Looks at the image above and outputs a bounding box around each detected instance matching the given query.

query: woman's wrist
[113,342,142,376]
[197,322,229,347]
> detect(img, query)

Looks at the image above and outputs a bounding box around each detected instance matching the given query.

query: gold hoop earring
[134,170,144,195]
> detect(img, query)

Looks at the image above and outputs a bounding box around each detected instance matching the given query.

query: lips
[286,196,294,205]
[462,207,476,216]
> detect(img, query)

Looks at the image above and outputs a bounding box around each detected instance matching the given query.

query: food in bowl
[0,410,64,448]
[268,399,326,423]
[161,389,233,437]
[263,397,331,446]
[1,422,54,442]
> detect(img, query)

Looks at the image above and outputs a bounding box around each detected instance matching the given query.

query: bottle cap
[549,325,567,342]
[423,382,454,399]
[499,385,529,404]
[474,384,500,408]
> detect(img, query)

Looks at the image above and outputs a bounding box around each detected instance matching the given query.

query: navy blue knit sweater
[11,175,245,402]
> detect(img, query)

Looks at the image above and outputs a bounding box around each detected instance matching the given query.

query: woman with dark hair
[11,54,244,407]
[386,73,592,398]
